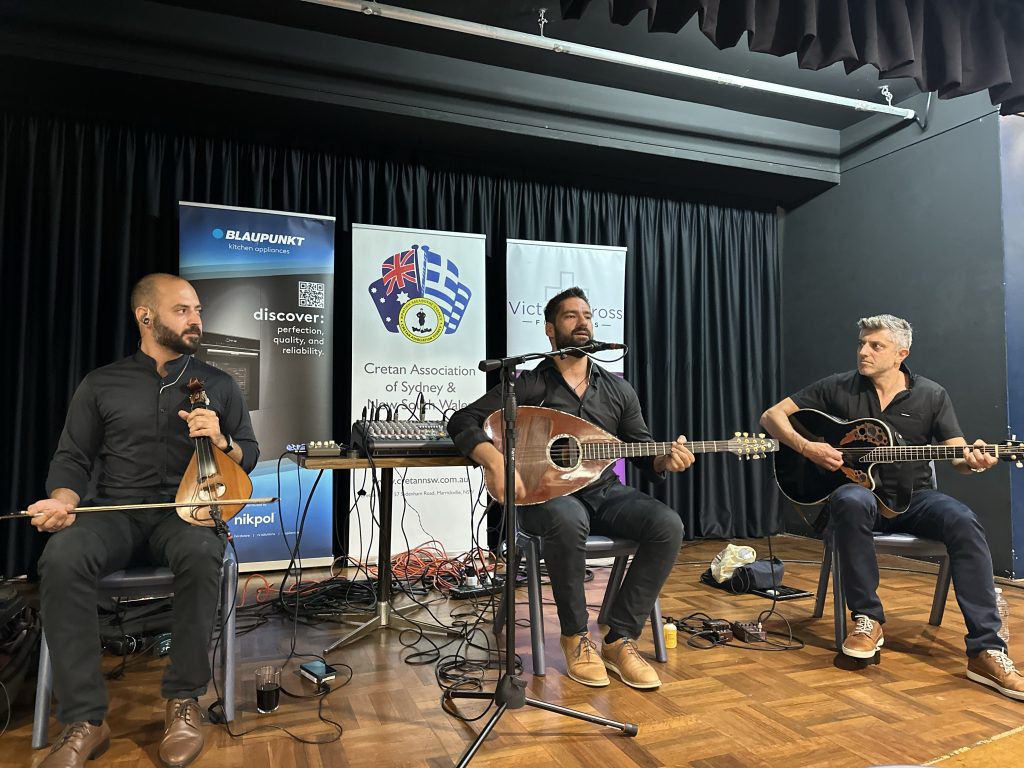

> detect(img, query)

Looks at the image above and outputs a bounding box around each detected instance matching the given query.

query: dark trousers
[829,484,1004,657]
[518,482,683,639]
[37,503,226,724]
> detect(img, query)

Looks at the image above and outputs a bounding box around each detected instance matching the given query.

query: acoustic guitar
[773,408,1024,516]
[483,406,777,505]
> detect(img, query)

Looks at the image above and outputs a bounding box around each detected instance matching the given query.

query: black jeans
[829,484,1004,657]
[37,502,226,724]
[517,482,683,639]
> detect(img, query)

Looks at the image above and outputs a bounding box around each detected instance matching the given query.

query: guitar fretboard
[858,445,1003,463]
[582,441,741,460]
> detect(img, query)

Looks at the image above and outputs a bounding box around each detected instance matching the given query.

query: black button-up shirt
[790,363,962,499]
[447,358,665,488]
[46,350,259,500]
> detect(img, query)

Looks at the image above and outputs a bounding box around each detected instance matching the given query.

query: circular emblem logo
[399,298,445,343]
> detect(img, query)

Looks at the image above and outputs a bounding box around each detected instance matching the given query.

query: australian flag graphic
[368,243,472,336]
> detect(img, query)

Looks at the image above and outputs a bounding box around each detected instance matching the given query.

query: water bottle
[996,587,1010,646]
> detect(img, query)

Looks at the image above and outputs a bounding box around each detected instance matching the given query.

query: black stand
[443,349,638,767]
[324,466,462,653]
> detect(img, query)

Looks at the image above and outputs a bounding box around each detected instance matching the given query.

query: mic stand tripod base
[445,676,638,767]
[322,599,463,654]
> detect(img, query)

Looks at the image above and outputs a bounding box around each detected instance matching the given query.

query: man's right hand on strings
[801,440,844,471]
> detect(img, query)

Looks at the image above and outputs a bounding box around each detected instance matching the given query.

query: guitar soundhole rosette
[548,434,583,471]
[849,423,887,446]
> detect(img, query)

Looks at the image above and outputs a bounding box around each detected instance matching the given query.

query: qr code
[298,281,325,309]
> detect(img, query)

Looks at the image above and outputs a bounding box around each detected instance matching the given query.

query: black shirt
[46,350,259,500]
[447,358,665,487]
[790,364,963,498]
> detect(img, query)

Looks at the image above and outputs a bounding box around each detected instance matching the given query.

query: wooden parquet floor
[4,535,1024,768]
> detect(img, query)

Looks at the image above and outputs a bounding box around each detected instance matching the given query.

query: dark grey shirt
[46,350,259,500]
[447,358,665,487]
[791,363,963,498]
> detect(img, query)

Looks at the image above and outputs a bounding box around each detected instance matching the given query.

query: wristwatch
[222,434,234,453]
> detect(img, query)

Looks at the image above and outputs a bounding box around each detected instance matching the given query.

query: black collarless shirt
[46,349,259,500]
[447,358,665,487]
[790,364,963,498]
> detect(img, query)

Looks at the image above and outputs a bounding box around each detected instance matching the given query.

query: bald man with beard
[28,273,259,768]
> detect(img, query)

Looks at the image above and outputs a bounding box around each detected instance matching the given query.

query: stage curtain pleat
[0,112,781,579]
[561,0,1024,115]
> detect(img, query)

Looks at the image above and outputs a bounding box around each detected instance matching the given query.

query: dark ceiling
[155,0,922,130]
[0,0,934,210]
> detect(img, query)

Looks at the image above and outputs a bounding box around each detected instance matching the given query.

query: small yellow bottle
[663,621,677,649]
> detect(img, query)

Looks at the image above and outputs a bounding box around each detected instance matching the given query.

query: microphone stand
[443,346,638,767]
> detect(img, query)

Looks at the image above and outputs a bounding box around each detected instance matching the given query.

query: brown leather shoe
[158,698,205,768]
[842,615,884,658]
[601,637,661,689]
[39,721,110,768]
[967,649,1024,700]
[559,633,609,687]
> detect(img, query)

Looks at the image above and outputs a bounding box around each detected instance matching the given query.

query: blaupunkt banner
[179,202,335,571]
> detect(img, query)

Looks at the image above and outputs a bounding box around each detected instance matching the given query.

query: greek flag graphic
[421,245,472,334]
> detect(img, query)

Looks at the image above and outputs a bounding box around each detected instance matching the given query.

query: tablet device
[299,660,337,683]
[750,585,813,600]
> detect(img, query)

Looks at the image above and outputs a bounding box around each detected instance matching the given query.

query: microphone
[573,340,627,354]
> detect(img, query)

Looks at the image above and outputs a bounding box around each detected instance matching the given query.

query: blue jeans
[517,482,683,639]
[829,484,1004,657]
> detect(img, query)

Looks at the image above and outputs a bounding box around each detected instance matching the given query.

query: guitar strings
[514,438,773,460]
[835,446,1005,456]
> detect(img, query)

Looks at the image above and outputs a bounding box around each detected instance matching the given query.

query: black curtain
[0,111,781,580]
[562,0,1024,115]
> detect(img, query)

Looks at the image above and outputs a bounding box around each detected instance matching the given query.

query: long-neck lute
[484,406,777,505]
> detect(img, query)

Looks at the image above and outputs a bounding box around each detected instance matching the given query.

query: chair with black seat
[494,529,668,676]
[32,548,238,749]
[813,463,953,651]
[814,527,952,650]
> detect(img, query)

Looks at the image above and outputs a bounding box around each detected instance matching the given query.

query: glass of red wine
[255,665,281,713]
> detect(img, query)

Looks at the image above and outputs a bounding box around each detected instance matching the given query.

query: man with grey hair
[761,313,1024,700]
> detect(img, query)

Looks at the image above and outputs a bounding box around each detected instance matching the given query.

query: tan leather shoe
[39,721,110,768]
[967,649,1024,700]
[842,615,884,659]
[601,637,661,689]
[158,698,205,768]
[559,633,609,687]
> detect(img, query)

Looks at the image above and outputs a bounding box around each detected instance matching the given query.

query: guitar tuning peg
[742,431,749,437]
[1017,461,1023,469]
[734,431,741,437]
[757,432,765,438]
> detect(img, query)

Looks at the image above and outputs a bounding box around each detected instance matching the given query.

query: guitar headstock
[729,432,779,460]
[998,435,1024,468]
